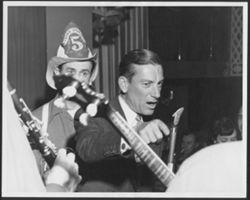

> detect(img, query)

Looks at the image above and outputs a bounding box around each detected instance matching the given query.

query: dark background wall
[149,7,231,62]
[148,7,242,145]
[8,7,47,110]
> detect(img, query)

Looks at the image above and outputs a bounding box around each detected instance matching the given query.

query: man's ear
[54,67,60,75]
[118,76,129,93]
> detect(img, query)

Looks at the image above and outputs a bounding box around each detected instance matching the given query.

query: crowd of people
[4,21,245,196]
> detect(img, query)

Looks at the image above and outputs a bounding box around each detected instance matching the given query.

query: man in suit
[74,49,170,192]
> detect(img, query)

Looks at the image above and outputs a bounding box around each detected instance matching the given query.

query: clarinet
[8,81,57,168]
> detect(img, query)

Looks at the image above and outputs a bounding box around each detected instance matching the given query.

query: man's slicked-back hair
[119,49,162,81]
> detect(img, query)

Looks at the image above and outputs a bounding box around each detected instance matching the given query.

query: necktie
[120,115,142,154]
[133,115,143,163]
[133,114,142,131]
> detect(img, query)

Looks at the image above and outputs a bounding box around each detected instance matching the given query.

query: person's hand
[136,119,170,144]
[45,148,82,192]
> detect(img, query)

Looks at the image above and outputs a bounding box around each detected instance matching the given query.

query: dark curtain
[7,7,49,110]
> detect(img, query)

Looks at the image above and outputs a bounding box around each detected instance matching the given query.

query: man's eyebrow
[65,67,75,70]
[80,69,91,72]
[140,79,153,83]
[65,66,75,69]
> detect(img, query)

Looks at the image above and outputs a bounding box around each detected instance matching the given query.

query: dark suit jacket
[74,97,164,192]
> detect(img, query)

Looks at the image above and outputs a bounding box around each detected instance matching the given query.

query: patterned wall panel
[228,7,242,76]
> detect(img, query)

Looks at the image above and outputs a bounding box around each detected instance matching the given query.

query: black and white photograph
[2,1,247,198]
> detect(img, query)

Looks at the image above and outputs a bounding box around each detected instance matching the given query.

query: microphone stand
[167,107,184,172]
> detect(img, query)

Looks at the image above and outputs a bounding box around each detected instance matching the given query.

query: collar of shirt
[51,97,65,116]
[118,95,141,127]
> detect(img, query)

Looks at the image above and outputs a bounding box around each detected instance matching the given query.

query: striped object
[94,7,149,100]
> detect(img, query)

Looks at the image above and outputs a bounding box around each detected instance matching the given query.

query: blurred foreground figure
[2,86,81,194]
[166,141,246,197]
[75,49,169,192]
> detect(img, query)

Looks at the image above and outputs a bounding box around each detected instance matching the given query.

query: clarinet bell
[86,102,98,117]
[79,112,89,126]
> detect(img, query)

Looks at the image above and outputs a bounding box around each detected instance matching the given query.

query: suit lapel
[110,97,127,121]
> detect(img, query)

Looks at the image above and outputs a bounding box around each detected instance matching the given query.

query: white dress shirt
[118,95,143,155]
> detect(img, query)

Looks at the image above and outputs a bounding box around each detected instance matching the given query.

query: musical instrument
[167,107,184,172]
[54,75,184,187]
[8,81,57,168]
